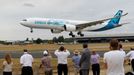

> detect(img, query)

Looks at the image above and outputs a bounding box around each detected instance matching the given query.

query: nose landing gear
[30,28,33,33]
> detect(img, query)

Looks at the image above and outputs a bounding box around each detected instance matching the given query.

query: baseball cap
[43,50,48,55]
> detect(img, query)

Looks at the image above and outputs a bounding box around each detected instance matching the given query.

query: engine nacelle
[51,29,63,33]
[64,24,76,31]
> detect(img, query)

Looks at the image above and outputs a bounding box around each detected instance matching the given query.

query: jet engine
[64,24,76,31]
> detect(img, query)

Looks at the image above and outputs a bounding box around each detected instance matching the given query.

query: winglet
[122,12,128,17]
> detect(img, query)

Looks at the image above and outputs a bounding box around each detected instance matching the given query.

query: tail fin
[108,10,123,25]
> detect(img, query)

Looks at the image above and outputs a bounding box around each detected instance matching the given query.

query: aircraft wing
[76,13,128,30]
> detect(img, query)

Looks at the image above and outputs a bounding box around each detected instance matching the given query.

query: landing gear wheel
[72,35,75,37]
[30,28,33,33]
[69,32,73,36]
[77,31,84,37]
[80,34,84,37]
[69,32,75,37]
[77,31,81,35]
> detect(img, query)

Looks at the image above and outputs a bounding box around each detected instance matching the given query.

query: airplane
[20,10,128,37]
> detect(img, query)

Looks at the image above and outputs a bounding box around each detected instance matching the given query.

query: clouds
[0,0,134,40]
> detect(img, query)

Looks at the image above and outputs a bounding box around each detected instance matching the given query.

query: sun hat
[74,50,80,54]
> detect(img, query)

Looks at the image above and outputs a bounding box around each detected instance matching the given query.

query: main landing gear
[69,31,75,37]
[77,31,84,37]
[69,31,84,37]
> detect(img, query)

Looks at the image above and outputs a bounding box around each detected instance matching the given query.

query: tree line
[0,36,74,45]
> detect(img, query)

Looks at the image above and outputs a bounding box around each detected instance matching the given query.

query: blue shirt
[72,55,81,68]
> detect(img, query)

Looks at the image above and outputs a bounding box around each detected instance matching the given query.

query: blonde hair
[5,54,12,64]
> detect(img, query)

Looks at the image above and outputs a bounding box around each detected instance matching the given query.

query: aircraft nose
[20,21,24,25]
[20,19,27,25]
[22,19,27,21]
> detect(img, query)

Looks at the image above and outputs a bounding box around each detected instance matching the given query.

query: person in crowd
[91,51,100,75]
[79,44,91,75]
[72,50,81,75]
[39,50,53,75]
[119,43,124,51]
[20,49,34,75]
[125,72,134,75]
[54,46,70,75]
[126,48,134,73]
[103,39,126,75]
[3,53,13,75]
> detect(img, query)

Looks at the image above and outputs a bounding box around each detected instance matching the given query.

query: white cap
[43,50,48,55]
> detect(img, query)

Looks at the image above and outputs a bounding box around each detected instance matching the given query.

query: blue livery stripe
[90,10,123,31]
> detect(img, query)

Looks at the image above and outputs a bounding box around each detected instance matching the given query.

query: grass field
[0,43,134,75]
[0,42,134,51]
[0,58,132,75]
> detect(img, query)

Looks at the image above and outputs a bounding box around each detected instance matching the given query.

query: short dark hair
[59,46,65,51]
[119,43,122,48]
[83,43,88,48]
[130,48,134,50]
[24,49,28,52]
[110,39,119,50]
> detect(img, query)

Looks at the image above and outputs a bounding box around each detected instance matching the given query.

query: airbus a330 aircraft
[20,10,128,37]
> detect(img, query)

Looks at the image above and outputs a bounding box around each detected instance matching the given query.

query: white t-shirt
[126,51,134,60]
[55,50,70,64]
[3,61,13,72]
[20,52,34,67]
[104,50,126,75]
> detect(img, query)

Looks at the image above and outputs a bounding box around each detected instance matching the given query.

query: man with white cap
[40,50,52,75]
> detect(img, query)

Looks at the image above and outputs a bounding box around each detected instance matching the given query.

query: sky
[0,0,134,40]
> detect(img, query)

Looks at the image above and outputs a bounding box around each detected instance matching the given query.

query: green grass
[0,42,134,51]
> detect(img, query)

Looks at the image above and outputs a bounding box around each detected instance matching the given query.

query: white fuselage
[20,18,108,31]
[20,10,126,34]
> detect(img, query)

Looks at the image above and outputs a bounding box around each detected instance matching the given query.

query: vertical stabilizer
[108,10,123,25]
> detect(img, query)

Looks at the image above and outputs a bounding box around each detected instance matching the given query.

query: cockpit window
[22,19,27,21]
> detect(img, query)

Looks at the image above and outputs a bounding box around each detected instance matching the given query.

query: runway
[0,50,128,59]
